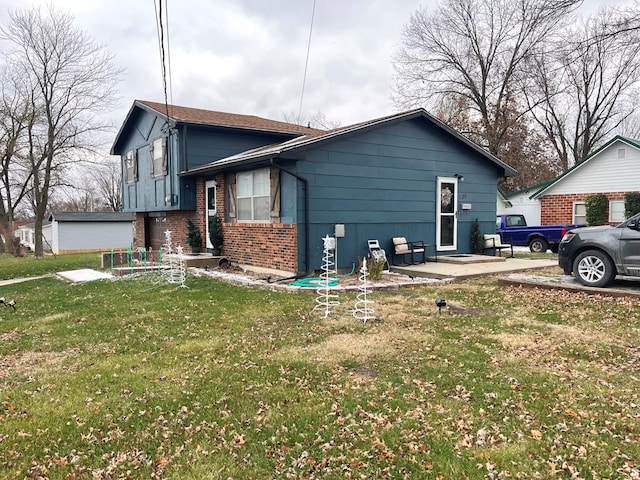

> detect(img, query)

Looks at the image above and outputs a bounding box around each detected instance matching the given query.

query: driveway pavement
[500,272,640,298]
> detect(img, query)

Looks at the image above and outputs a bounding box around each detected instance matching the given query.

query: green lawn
[0,252,101,281]
[0,255,638,479]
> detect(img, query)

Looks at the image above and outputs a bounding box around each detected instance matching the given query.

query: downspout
[182,124,188,171]
[270,158,311,277]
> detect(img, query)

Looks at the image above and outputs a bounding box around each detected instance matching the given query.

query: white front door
[436,177,458,251]
[205,180,217,249]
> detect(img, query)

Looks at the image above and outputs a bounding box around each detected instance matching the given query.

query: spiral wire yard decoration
[171,245,187,287]
[353,257,375,323]
[313,235,340,318]
[162,229,176,282]
[160,229,187,287]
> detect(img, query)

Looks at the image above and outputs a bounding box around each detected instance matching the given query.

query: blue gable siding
[118,109,302,213]
[293,118,499,270]
[120,109,178,212]
[184,127,289,169]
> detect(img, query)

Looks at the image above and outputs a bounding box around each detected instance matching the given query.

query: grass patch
[0,258,639,479]
[0,252,101,280]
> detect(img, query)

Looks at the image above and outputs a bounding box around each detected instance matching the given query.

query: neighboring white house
[496,190,512,215]
[532,135,640,225]
[502,180,554,226]
[16,221,53,252]
[48,212,135,254]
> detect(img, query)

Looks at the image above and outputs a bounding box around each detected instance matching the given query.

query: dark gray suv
[558,212,640,287]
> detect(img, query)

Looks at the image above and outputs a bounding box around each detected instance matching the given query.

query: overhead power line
[154,0,172,125]
[298,0,317,123]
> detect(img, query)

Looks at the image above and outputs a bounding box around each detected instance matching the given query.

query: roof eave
[182,108,517,177]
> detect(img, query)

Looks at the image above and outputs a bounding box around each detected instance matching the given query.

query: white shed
[49,212,135,254]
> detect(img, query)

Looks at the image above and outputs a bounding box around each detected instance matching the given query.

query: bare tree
[524,7,640,168]
[91,157,122,212]
[0,68,36,253]
[618,110,640,140]
[0,5,121,257]
[281,110,340,130]
[393,0,582,158]
[435,93,560,193]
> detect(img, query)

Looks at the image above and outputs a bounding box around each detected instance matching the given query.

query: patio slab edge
[498,276,640,298]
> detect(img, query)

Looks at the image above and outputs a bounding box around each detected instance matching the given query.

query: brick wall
[223,222,298,272]
[134,214,145,246]
[134,172,299,270]
[211,174,298,272]
[541,192,630,225]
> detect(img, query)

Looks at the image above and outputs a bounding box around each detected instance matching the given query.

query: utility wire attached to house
[154,0,173,129]
[298,0,316,124]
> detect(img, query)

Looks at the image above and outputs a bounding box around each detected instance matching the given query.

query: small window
[150,137,168,177]
[124,150,137,184]
[609,200,626,223]
[237,169,270,221]
[573,202,586,225]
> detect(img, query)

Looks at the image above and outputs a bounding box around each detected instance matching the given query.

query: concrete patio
[390,254,559,280]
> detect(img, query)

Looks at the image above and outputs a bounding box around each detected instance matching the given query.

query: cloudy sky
[0,0,633,149]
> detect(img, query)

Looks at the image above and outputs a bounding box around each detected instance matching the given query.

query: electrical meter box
[334,224,345,238]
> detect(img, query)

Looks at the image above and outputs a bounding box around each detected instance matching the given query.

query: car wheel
[529,237,549,253]
[573,250,615,287]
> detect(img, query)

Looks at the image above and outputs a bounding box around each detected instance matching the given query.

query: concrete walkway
[391,254,559,280]
[0,275,50,287]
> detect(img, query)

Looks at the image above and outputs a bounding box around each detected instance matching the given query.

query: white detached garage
[49,212,135,254]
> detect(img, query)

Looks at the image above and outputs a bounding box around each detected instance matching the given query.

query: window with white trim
[573,202,586,225]
[237,169,270,221]
[609,200,626,223]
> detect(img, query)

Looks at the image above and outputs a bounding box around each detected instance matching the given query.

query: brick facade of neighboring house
[533,136,640,226]
[540,192,629,225]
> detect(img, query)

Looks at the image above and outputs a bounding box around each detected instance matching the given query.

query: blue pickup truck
[496,214,585,253]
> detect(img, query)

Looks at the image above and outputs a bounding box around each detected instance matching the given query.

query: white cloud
[0,0,631,155]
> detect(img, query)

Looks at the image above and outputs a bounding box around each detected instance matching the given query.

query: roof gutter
[270,158,311,275]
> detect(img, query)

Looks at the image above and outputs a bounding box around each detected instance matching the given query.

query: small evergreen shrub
[585,194,608,226]
[625,192,640,219]
[208,213,223,250]
[186,219,203,251]
[363,255,385,280]
[470,218,484,254]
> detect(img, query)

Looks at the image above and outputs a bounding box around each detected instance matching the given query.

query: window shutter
[270,167,280,223]
[149,142,155,176]
[228,175,237,222]
[161,137,168,175]
[132,149,138,182]
[122,154,128,182]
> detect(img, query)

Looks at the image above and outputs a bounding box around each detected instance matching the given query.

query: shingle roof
[137,100,324,136]
[185,108,517,178]
[49,212,135,222]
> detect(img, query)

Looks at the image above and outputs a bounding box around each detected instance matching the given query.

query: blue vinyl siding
[294,118,499,270]
[120,109,176,212]
[119,109,297,213]
[185,127,287,169]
